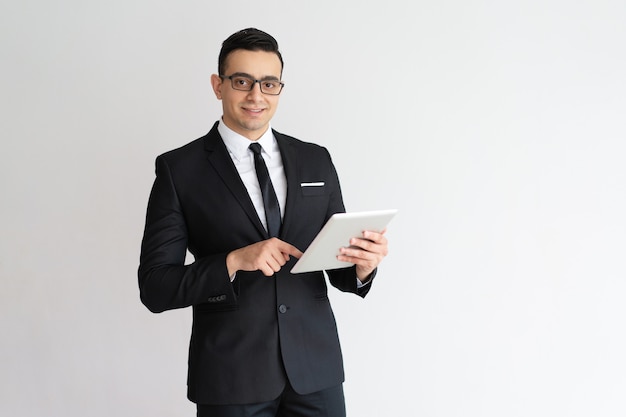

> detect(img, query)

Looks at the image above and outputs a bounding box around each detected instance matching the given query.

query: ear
[210,74,223,100]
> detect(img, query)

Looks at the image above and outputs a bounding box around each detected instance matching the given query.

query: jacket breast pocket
[300,182,326,196]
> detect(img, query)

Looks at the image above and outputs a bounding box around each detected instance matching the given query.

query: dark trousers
[196,383,346,417]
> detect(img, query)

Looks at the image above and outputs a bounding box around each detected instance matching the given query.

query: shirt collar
[218,120,277,162]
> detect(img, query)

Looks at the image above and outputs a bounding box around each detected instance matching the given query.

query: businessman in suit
[138,28,389,417]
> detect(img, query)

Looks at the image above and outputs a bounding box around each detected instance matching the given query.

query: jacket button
[278,304,288,314]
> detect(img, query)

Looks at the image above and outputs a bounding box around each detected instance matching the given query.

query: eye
[233,77,252,87]
[263,81,278,90]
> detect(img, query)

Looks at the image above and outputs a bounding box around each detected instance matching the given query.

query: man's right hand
[226,238,303,277]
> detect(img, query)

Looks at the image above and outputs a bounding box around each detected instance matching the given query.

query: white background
[2,1,625,416]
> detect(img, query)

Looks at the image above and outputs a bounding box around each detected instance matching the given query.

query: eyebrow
[229,72,281,81]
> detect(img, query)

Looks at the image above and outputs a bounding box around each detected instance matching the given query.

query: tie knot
[249,142,262,155]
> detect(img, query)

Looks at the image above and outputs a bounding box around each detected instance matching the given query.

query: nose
[246,81,264,100]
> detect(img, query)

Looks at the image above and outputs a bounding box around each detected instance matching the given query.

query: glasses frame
[220,74,285,95]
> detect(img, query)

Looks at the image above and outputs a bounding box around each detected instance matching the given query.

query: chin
[242,122,268,133]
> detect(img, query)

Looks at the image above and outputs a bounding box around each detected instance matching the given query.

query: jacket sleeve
[137,156,236,313]
[326,266,376,298]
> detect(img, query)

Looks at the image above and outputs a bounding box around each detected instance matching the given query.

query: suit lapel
[203,124,268,238]
[275,131,299,239]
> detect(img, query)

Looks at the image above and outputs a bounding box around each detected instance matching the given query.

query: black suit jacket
[138,122,373,405]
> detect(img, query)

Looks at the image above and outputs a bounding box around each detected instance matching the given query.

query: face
[211,49,283,140]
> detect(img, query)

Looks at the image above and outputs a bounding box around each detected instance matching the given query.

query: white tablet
[290,209,398,274]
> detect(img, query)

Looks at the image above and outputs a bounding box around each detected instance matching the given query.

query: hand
[226,238,303,277]
[337,229,389,282]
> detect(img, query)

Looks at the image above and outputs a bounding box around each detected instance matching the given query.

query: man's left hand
[337,229,389,282]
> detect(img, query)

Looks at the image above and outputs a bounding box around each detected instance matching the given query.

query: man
[138,28,389,417]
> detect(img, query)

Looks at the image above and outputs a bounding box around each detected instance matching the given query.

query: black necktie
[249,143,281,237]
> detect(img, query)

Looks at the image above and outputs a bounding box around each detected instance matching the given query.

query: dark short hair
[218,28,284,76]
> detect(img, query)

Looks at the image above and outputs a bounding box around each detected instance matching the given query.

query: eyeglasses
[220,75,285,95]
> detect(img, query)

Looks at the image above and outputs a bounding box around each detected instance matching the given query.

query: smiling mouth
[243,108,265,116]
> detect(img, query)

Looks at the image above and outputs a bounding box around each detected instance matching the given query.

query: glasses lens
[230,76,253,91]
[260,80,282,95]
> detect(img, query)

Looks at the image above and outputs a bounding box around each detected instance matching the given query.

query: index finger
[362,228,387,242]
[274,239,304,259]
